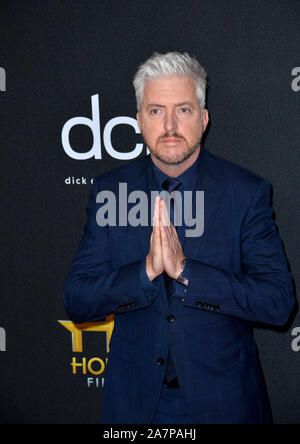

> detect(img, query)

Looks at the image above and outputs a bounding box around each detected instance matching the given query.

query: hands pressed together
[146,196,186,282]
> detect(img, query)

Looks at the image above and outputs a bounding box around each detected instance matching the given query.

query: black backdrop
[0,0,299,424]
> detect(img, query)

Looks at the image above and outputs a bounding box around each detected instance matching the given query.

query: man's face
[136,76,209,167]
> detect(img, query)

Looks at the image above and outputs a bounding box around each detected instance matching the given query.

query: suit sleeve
[62,180,160,324]
[182,179,295,326]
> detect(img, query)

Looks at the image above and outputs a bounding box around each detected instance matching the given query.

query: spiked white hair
[133,52,207,111]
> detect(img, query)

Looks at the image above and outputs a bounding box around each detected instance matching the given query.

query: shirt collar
[151,149,201,191]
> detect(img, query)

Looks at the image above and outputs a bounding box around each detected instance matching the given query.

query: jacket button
[157,358,165,365]
[166,314,175,322]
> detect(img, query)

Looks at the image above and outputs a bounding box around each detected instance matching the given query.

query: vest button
[157,357,165,365]
[166,314,175,322]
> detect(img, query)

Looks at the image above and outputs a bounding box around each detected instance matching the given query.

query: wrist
[176,258,188,286]
[146,255,157,281]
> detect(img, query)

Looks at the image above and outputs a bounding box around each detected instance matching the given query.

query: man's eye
[150,109,160,115]
[180,108,191,114]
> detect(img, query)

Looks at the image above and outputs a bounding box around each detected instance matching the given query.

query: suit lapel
[183,147,226,261]
[125,154,158,258]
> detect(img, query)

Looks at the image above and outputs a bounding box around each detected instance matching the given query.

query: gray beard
[152,140,201,166]
[142,132,202,167]
[141,126,203,167]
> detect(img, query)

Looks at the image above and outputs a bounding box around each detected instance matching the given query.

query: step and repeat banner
[0,0,299,424]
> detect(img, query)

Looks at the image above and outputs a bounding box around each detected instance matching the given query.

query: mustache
[158,132,185,141]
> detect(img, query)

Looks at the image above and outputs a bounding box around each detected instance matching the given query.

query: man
[62,52,294,424]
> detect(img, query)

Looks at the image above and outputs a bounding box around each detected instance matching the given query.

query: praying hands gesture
[146,196,186,282]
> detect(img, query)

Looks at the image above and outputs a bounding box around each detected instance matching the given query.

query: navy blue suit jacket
[62,147,294,424]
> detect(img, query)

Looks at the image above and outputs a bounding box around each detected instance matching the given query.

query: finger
[153,197,162,243]
[169,222,179,242]
[161,199,174,246]
[160,217,169,249]
[153,196,160,227]
[162,200,176,241]
[161,199,172,245]
[161,198,171,227]
[153,197,162,244]
[160,201,173,249]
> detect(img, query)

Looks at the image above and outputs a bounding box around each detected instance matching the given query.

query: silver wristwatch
[176,258,187,284]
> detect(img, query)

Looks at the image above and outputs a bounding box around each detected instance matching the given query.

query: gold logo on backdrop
[58,315,114,386]
[58,315,114,353]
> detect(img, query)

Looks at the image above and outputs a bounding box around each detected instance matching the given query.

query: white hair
[133,52,207,111]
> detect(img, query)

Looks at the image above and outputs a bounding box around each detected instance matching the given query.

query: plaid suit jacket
[63,147,294,424]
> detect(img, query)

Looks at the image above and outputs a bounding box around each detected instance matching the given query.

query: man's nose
[163,110,178,132]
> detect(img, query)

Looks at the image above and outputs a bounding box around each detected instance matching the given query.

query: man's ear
[202,109,209,133]
[136,112,142,132]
